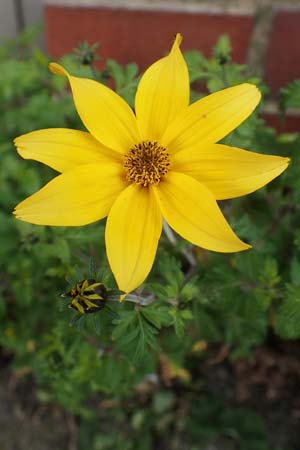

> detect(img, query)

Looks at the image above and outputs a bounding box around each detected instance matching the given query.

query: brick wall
[44,0,300,131]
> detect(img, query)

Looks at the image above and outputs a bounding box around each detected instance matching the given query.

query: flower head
[14,34,289,293]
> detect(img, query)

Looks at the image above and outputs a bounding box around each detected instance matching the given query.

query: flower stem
[163,220,197,268]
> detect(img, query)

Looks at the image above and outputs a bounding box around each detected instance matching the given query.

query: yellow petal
[106,184,162,292]
[135,34,189,141]
[49,63,140,153]
[154,172,250,253]
[14,163,126,226]
[15,128,121,173]
[172,144,290,199]
[162,84,261,153]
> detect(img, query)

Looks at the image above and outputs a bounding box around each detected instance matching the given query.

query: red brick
[265,11,300,93]
[262,112,300,134]
[45,5,253,69]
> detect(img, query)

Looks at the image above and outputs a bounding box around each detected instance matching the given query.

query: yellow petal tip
[227,242,252,253]
[277,156,290,172]
[250,83,261,99]
[173,33,183,48]
[13,135,25,151]
[255,85,262,100]
[12,209,21,219]
[13,137,19,149]
[239,82,262,103]
[49,62,69,77]
[119,293,127,302]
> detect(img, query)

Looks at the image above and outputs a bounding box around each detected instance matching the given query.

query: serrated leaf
[169,307,193,339]
[141,304,172,328]
[112,308,160,361]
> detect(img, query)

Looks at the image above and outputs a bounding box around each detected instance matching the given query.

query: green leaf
[112,307,160,361]
[290,257,300,286]
[213,34,232,64]
[106,59,139,106]
[275,283,300,339]
[279,79,300,114]
[169,306,193,339]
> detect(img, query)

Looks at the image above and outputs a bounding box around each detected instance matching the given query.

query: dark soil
[0,357,74,450]
[198,337,300,450]
[0,336,299,450]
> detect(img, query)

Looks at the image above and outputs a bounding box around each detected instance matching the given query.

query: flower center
[123,141,170,187]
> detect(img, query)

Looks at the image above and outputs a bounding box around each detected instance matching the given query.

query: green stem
[163,220,197,268]
[90,64,98,81]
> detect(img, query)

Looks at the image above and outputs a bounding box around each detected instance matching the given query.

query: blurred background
[1,1,300,450]
[2,0,300,129]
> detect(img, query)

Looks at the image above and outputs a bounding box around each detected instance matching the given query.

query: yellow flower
[14,34,289,293]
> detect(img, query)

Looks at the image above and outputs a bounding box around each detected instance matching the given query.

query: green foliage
[105,59,139,106]
[279,79,300,114]
[186,393,270,450]
[274,258,300,339]
[75,388,274,450]
[185,35,262,100]
[0,30,299,449]
[112,307,161,361]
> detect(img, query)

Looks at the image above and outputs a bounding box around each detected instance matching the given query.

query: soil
[199,338,300,450]
[0,336,299,450]
[0,355,73,450]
